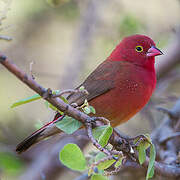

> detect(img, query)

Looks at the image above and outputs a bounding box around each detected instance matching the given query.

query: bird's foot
[112,130,151,162]
[86,117,97,128]
[86,116,110,128]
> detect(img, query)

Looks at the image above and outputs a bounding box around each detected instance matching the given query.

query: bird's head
[108,34,163,69]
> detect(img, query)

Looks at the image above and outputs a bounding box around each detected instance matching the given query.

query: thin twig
[159,132,180,144]
[29,61,35,80]
[85,119,111,156]
[51,89,88,98]
[156,107,179,120]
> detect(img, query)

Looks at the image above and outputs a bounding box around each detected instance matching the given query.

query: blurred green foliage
[118,14,144,37]
[0,152,23,175]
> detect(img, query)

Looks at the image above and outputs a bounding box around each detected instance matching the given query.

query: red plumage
[16,34,163,153]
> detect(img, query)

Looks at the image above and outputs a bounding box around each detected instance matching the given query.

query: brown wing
[67,60,122,105]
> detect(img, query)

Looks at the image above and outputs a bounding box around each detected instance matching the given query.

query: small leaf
[135,134,152,165]
[143,134,151,149]
[11,89,68,109]
[98,126,113,147]
[83,106,91,114]
[137,143,146,165]
[88,167,94,177]
[95,152,106,162]
[134,134,151,150]
[59,96,69,104]
[89,106,96,114]
[49,103,60,111]
[91,174,108,180]
[92,126,108,140]
[114,156,124,168]
[55,116,82,134]
[59,143,87,171]
[48,103,63,114]
[148,165,154,179]
[11,94,41,108]
[97,159,115,170]
[79,86,85,91]
[146,144,156,180]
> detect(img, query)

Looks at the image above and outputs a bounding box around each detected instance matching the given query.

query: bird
[16,34,163,153]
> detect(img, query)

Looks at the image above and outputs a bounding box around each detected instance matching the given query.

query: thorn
[29,61,35,80]
[130,146,134,154]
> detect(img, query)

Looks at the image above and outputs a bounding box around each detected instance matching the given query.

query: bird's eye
[135,45,143,52]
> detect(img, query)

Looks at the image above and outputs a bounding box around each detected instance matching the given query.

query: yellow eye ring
[135,45,143,52]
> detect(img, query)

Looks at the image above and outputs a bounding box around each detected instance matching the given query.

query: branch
[0,54,88,125]
[1,54,180,178]
[0,35,12,41]
[159,132,180,144]
[155,28,180,79]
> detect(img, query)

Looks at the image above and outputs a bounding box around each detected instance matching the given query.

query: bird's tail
[16,113,64,154]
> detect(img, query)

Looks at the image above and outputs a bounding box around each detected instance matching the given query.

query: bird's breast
[89,66,156,127]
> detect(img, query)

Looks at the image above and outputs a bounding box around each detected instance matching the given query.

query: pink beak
[147,46,163,57]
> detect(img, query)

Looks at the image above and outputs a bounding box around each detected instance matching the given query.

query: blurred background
[0,0,180,179]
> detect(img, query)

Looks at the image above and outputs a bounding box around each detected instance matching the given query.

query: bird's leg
[112,129,133,152]
[112,129,151,161]
[86,117,97,128]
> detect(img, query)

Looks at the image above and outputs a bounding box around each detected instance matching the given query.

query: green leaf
[59,144,87,171]
[11,94,42,108]
[0,152,23,175]
[91,174,108,180]
[45,102,63,114]
[89,106,96,114]
[11,89,68,109]
[134,134,151,150]
[97,159,115,170]
[137,143,146,165]
[98,126,113,147]
[55,116,82,134]
[148,165,154,179]
[79,86,85,91]
[95,152,106,162]
[83,106,91,114]
[48,103,60,111]
[146,144,156,180]
[114,156,124,168]
[143,134,151,149]
[135,134,152,165]
[92,126,108,140]
[59,96,69,104]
